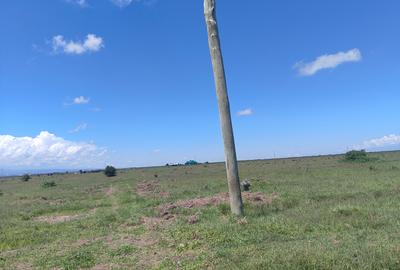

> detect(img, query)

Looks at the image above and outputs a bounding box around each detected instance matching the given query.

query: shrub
[42,181,56,188]
[104,166,117,177]
[344,150,370,162]
[185,160,199,166]
[369,165,378,171]
[0,190,3,196]
[21,174,30,182]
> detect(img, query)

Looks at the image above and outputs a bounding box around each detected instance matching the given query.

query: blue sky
[1,0,400,170]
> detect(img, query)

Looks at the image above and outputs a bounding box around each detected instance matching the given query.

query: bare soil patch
[136,181,169,198]
[243,191,279,204]
[89,264,138,270]
[105,186,115,196]
[140,215,175,230]
[159,192,278,216]
[11,262,34,270]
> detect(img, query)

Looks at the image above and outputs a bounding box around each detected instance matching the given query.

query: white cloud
[66,0,154,8]
[153,149,161,153]
[354,134,400,150]
[294,48,362,76]
[66,0,88,7]
[111,0,134,7]
[52,34,104,55]
[237,108,253,117]
[0,131,106,168]
[69,123,88,133]
[110,0,156,7]
[73,96,90,105]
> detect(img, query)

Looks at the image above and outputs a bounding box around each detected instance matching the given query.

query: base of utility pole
[204,0,244,216]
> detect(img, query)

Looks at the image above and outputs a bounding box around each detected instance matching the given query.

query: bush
[42,181,56,188]
[104,166,117,177]
[185,160,199,166]
[21,174,30,182]
[369,165,378,171]
[344,150,370,162]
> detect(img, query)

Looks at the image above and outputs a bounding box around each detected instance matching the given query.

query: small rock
[241,180,251,191]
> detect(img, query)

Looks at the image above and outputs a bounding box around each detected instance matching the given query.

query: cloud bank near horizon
[0,131,106,168]
[354,134,400,150]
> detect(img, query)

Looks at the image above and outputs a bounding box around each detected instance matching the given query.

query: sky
[1,0,400,171]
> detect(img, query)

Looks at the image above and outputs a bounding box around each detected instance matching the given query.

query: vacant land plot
[1,152,400,269]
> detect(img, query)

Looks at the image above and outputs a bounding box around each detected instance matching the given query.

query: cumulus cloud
[237,108,253,117]
[294,48,362,76]
[354,134,400,150]
[111,0,133,7]
[73,96,90,105]
[69,123,88,133]
[0,132,106,168]
[52,34,104,55]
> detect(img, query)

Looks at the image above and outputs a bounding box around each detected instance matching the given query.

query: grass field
[1,151,400,269]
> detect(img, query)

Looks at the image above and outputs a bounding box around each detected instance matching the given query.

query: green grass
[1,151,400,269]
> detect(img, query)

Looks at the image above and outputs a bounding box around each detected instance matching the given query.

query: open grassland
[1,152,400,269]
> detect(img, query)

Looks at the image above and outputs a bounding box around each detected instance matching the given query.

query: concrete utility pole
[204,0,244,215]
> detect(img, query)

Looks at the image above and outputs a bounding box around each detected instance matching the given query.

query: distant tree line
[166,160,205,167]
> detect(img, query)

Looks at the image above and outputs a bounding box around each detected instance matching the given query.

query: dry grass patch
[34,214,81,224]
[105,234,157,249]
[136,247,172,270]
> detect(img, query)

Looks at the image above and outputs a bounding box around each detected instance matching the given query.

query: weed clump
[344,150,370,162]
[61,249,95,269]
[42,181,56,188]
[109,245,135,257]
